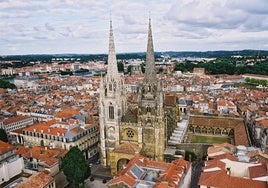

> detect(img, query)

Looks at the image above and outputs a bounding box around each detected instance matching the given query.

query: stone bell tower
[137,18,165,161]
[99,20,127,166]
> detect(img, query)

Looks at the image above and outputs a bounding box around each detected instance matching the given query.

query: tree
[117,62,124,72]
[0,79,16,89]
[245,77,250,83]
[62,146,90,187]
[127,65,132,74]
[0,128,8,142]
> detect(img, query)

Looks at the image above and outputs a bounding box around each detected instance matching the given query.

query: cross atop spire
[144,17,156,83]
[107,19,118,79]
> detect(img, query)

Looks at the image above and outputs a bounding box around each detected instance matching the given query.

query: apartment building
[0,141,24,185]
[12,119,99,160]
[1,116,33,134]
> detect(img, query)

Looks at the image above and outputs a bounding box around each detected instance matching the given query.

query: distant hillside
[1,50,267,62]
[159,50,268,58]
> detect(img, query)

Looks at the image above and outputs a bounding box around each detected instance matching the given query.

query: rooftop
[15,172,54,188]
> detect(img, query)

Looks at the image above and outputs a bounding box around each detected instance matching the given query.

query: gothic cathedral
[99,19,168,175]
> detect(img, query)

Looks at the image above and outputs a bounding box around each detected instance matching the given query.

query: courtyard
[190,135,232,144]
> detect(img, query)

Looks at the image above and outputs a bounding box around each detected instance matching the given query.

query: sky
[1,0,268,55]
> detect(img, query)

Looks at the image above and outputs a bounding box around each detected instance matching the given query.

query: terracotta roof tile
[248,163,268,179]
[15,172,54,188]
[3,116,31,125]
[55,108,80,119]
[0,140,14,155]
[114,142,141,155]
[199,169,267,188]
[17,145,67,166]
[109,155,190,188]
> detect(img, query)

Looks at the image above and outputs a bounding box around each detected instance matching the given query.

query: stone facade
[99,19,178,175]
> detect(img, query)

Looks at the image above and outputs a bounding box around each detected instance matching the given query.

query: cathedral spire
[107,19,118,78]
[144,18,156,83]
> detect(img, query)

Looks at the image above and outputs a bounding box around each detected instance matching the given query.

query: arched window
[105,87,107,96]
[146,106,151,112]
[109,106,114,119]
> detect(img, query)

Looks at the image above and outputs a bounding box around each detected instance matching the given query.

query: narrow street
[190,161,203,188]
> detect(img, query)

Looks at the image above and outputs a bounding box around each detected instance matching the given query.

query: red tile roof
[248,163,268,179]
[55,108,80,119]
[15,172,54,188]
[199,169,267,188]
[17,146,67,166]
[114,142,141,155]
[0,140,14,155]
[109,155,190,188]
[3,116,30,125]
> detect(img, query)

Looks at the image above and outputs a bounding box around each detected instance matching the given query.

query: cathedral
[99,19,179,175]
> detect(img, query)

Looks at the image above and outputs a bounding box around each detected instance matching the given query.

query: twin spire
[144,18,156,84]
[107,20,119,79]
[107,18,156,82]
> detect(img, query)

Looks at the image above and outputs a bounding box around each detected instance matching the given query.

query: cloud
[0,0,268,55]
[45,23,55,31]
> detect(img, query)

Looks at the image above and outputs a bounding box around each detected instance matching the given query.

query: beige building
[1,116,33,134]
[11,119,99,160]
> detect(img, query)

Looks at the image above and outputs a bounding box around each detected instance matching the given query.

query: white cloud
[0,0,268,55]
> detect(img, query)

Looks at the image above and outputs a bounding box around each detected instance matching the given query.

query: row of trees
[245,77,268,86]
[174,59,268,75]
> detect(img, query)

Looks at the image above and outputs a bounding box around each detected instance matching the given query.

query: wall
[175,143,211,160]
[0,156,24,185]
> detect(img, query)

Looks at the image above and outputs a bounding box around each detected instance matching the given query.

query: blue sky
[1,0,268,55]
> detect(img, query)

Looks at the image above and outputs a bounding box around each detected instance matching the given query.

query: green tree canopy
[117,62,124,72]
[0,79,16,89]
[127,65,132,74]
[62,146,90,187]
[0,128,8,142]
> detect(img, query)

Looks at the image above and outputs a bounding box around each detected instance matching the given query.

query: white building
[0,141,24,185]
[1,116,33,134]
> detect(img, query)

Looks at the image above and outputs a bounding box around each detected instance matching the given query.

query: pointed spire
[107,19,118,79]
[144,17,156,83]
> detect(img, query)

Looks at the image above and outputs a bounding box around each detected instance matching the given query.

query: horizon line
[1,49,268,57]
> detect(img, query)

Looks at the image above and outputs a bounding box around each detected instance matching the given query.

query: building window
[109,106,114,119]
